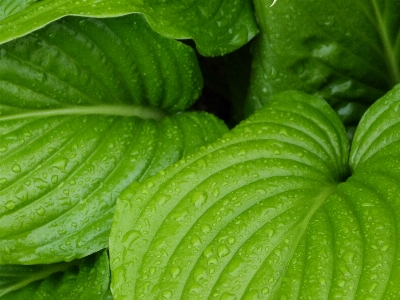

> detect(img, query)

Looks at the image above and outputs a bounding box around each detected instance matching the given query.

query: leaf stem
[372,0,400,85]
[0,105,167,122]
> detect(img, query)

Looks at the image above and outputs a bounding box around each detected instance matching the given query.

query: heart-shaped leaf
[110,87,400,299]
[247,0,400,116]
[0,0,258,56]
[0,15,228,265]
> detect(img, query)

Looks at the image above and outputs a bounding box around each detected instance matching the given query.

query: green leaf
[247,0,400,115]
[1,251,110,299]
[0,15,228,265]
[110,88,400,299]
[0,14,202,113]
[0,0,258,56]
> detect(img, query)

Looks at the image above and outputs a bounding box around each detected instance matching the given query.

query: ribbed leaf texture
[0,0,258,56]
[0,14,228,264]
[110,87,400,299]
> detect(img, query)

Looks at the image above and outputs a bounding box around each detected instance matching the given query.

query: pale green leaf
[110,88,400,299]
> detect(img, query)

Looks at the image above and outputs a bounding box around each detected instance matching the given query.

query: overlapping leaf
[0,15,228,265]
[0,14,203,113]
[110,87,400,299]
[0,0,258,56]
[1,251,110,299]
[247,0,400,117]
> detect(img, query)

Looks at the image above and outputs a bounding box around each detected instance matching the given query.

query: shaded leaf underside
[1,251,110,299]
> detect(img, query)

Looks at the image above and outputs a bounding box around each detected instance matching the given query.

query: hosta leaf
[0,111,227,264]
[109,91,349,298]
[0,14,202,113]
[110,88,400,299]
[1,251,110,299]
[0,0,258,56]
[0,14,229,265]
[350,84,400,168]
[247,0,400,116]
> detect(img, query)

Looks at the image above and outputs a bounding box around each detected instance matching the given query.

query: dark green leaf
[0,0,258,56]
[247,0,400,115]
[0,14,202,113]
[1,251,110,299]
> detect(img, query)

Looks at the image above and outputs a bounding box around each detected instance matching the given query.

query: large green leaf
[1,251,110,299]
[0,15,228,265]
[0,14,202,113]
[0,0,258,56]
[110,87,400,299]
[247,0,400,116]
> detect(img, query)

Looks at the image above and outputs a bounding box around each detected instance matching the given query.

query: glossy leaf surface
[0,14,202,113]
[110,88,400,299]
[247,0,400,115]
[0,0,258,56]
[0,14,228,264]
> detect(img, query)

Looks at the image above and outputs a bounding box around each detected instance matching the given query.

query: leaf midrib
[0,105,167,122]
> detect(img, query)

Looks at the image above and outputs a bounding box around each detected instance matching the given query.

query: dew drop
[170,266,181,278]
[212,188,220,198]
[228,237,236,245]
[201,224,211,234]
[192,191,208,207]
[5,201,16,210]
[162,290,173,299]
[11,163,21,173]
[35,207,45,216]
[51,175,59,184]
[218,245,231,258]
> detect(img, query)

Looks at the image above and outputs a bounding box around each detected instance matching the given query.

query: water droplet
[34,178,48,189]
[228,237,236,245]
[192,191,208,207]
[11,163,21,173]
[5,201,16,210]
[380,244,390,252]
[262,287,269,295]
[35,207,45,216]
[212,188,220,198]
[51,175,59,184]
[0,178,7,184]
[198,224,211,236]
[147,182,155,189]
[218,245,231,258]
[122,230,142,247]
[220,292,236,300]
[52,157,69,172]
[170,266,181,278]
[0,147,7,153]
[162,290,173,299]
